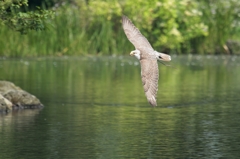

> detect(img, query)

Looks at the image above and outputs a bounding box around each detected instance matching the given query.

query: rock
[0,81,43,112]
[0,94,13,112]
[0,81,21,94]
[3,90,43,109]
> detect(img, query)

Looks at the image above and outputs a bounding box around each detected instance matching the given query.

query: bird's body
[122,15,171,106]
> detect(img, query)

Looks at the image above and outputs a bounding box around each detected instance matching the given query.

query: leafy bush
[0,0,54,34]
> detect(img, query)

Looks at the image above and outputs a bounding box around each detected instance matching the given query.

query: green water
[0,55,240,158]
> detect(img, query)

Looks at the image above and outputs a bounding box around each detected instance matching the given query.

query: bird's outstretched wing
[122,15,153,50]
[140,57,159,106]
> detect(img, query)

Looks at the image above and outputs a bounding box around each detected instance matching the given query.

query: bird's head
[130,50,141,60]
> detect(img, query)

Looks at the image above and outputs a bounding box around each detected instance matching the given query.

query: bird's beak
[130,52,134,56]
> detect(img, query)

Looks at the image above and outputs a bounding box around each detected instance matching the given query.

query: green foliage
[198,0,240,54]
[123,0,208,53]
[0,0,240,57]
[80,0,208,53]
[0,0,54,34]
[77,0,123,54]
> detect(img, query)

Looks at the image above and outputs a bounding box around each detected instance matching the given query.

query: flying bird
[122,15,171,106]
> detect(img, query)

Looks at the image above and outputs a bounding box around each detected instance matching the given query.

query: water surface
[0,55,240,158]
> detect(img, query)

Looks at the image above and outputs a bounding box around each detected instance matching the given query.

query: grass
[0,5,131,57]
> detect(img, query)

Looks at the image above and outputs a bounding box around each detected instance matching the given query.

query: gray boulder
[0,81,21,94]
[0,94,12,112]
[0,81,43,112]
[3,90,43,109]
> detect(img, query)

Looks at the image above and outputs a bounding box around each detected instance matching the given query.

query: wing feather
[122,15,153,50]
[140,58,159,106]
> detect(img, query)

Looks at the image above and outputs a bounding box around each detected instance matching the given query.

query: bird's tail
[155,51,171,62]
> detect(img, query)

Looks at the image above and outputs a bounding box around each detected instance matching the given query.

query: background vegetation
[0,0,240,57]
[0,0,54,33]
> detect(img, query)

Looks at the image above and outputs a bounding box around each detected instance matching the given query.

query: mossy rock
[0,94,12,112]
[0,81,43,112]
[3,90,43,109]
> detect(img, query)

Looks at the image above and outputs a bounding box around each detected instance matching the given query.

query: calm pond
[0,55,240,158]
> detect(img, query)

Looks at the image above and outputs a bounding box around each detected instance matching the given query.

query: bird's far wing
[122,15,153,50]
[140,58,159,106]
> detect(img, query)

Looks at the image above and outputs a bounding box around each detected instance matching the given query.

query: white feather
[130,50,141,60]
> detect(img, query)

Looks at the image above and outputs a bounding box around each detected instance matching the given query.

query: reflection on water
[0,55,240,158]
